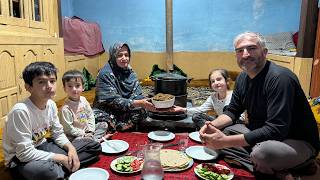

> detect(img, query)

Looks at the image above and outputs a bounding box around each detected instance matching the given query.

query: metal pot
[152,73,191,96]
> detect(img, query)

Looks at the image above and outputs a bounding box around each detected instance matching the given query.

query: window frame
[0,0,47,30]
[29,0,47,29]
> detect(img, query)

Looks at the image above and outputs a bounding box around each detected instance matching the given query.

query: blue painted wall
[60,0,73,18]
[61,0,301,52]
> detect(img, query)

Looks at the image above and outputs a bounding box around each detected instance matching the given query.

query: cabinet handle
[19,84,22,94]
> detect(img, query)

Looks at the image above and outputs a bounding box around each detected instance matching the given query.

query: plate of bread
[160,149,193,172]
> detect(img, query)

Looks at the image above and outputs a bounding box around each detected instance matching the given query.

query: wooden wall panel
[0,49,16,90]
[65,54,103,78]
[16,47,39,100]
[0,87,18,128]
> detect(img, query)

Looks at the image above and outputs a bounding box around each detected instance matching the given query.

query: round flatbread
[160,149,190,169]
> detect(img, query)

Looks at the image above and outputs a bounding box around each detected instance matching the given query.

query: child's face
[64,77,84,101]
[26,74,57,100]
[210,71,228,92]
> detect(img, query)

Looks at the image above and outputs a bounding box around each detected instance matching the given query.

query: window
[10,0,23,18]
[33,0,41,21]
[0,0,47,29]
[29,0,46,28]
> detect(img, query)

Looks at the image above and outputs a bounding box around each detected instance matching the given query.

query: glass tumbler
[141,143,164,180]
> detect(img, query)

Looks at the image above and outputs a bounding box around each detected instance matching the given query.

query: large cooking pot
[152,73,191,96]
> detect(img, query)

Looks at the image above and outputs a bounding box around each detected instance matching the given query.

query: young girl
[175,69,238,129]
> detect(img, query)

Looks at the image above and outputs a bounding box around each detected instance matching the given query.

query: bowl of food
[151,93,175,109]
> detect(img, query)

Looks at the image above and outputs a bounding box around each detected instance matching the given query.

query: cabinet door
[0,46,18,127]
[42,44,65,100]
[15,45,41,100]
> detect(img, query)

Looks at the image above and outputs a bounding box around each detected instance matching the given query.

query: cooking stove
[141,73,196,132]
[147,92,188,121]
[140,101,196,132]
[148,110,187,121]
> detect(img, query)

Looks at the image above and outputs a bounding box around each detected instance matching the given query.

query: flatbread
[160,149,190,169]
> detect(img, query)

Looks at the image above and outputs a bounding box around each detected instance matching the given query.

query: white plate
[194,163,234,180]
[69,167,109,180]
[101,140,129,154]
[148,131,175,142]
[185,146,219,161]
[189,131,201,143]
[110,156,143,174]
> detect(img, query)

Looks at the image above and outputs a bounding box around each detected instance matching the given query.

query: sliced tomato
[130,159,144,171]
[202,163,230,175]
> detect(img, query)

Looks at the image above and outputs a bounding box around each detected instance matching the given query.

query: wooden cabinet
[0,38,64,127]
[267,54,313,96]
[0,0,64,128]
[0,0,48,30]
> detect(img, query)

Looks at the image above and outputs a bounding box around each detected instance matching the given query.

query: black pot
[152,73,190,96]
[174,94,188,107]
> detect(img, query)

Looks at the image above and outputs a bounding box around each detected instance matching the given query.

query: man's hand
[199,122,228,149]
[199,121,249,149]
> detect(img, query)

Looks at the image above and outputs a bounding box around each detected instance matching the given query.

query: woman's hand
[133,99,156,111]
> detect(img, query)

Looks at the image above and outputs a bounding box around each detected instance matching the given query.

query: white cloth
[2,98,70,167]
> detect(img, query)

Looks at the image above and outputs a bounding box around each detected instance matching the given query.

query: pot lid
[154,72,187,80]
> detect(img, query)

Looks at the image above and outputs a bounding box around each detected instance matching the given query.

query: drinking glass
[179,133,189,152]
[141,143,164,180]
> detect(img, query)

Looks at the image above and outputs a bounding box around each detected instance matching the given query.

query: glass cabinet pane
[9,0,23,18]
[33,0,41,21]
